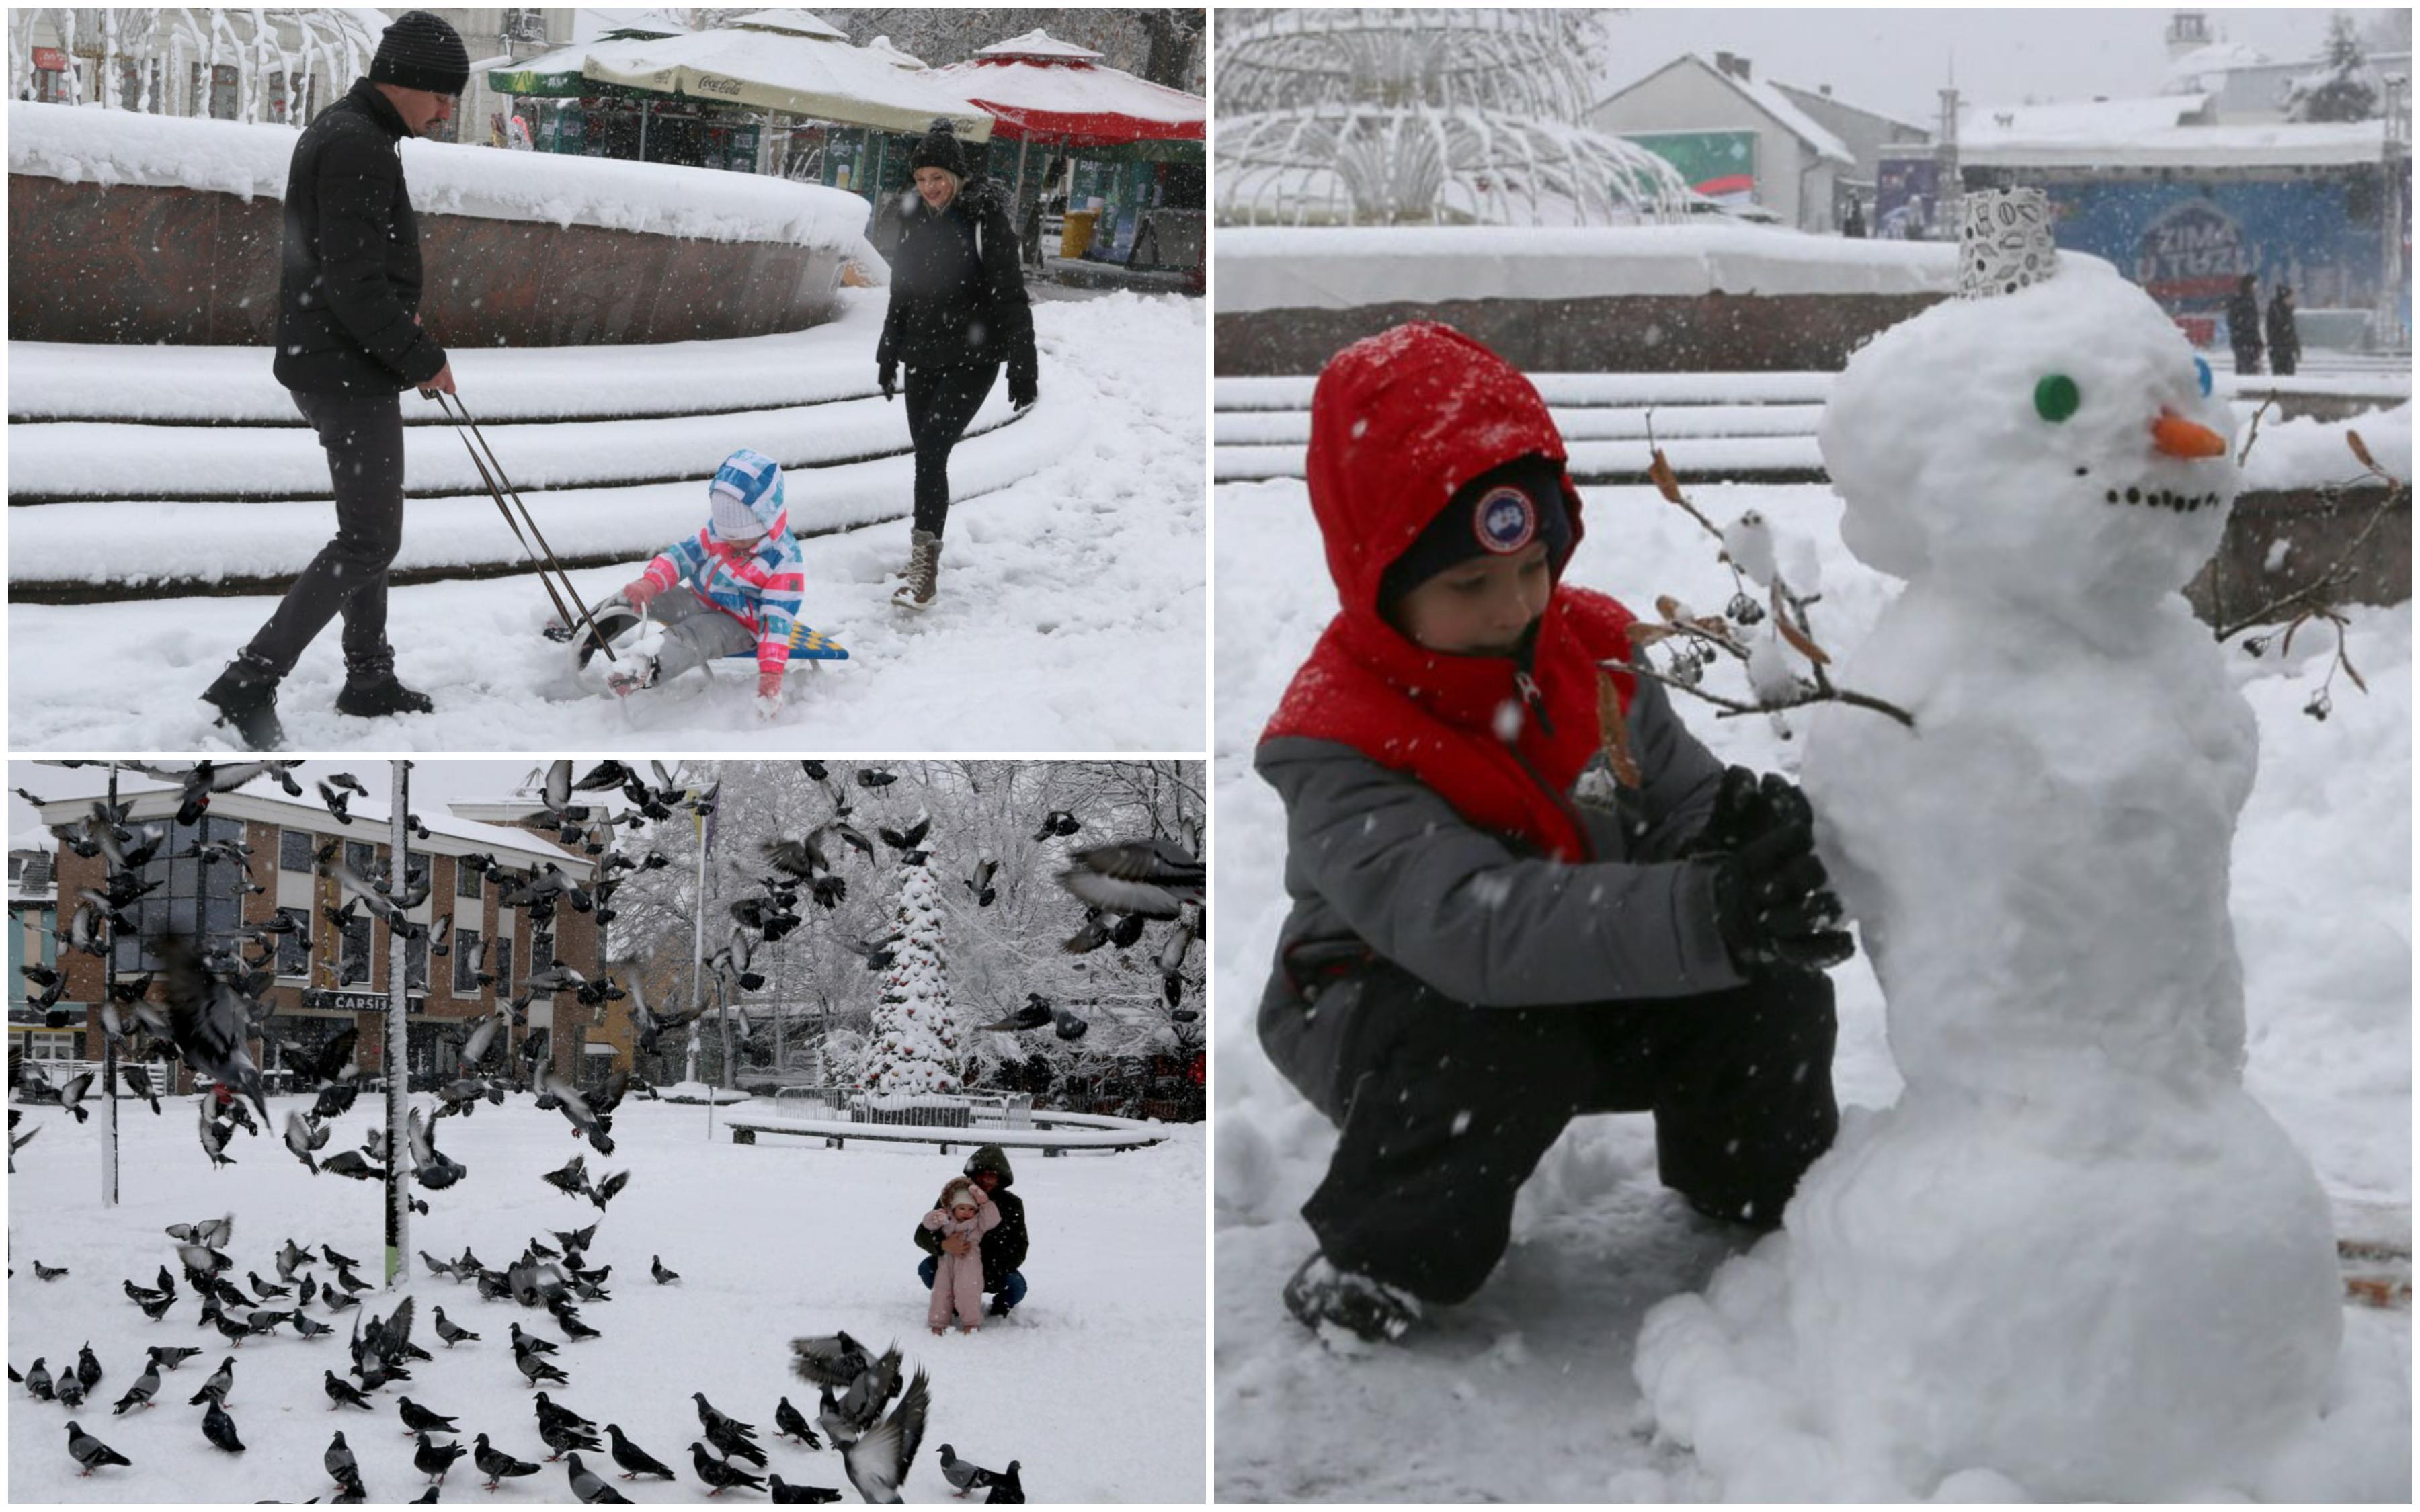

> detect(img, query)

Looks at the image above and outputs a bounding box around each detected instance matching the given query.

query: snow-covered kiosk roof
[938,28,1203,147]
[508,17,990,139]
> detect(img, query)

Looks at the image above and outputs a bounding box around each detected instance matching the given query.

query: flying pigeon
[1058,838,1205,919]
[161,939,271,1120]
[841,1368,931,1504]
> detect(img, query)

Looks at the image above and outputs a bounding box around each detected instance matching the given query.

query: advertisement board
[1623,130,1759,204]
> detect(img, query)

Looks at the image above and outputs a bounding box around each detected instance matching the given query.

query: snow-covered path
[1212,476,2411,1501]
[8,1097,1205,1503]
[6,292,1206,751]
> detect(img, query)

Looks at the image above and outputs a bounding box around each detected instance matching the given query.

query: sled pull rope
[428,390,617,663]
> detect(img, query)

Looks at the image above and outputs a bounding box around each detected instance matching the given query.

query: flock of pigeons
[14,757,1201,1501]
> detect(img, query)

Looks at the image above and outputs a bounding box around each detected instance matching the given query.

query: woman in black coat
[2225,274,2264,376]
[875,121,1039,610]
[2265,284,2300,378]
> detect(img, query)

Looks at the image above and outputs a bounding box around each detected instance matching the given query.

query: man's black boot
[335,662,435,717]
[200,653,286,751]
[1281,1254,1421,1345]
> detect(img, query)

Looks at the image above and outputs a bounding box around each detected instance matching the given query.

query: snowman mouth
[2102,483,2221,513]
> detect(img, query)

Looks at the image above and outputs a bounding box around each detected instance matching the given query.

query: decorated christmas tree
[860,840,961,1095]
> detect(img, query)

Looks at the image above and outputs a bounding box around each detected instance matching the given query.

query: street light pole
[385,761,411,1288]
[101,759,119,1208]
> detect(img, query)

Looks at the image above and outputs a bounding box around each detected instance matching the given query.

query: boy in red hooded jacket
[1256,323,1853,1345]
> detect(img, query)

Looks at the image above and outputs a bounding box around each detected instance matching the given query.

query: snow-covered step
[5,294,896,423]
[9,391,1020,503]
[9,393,1084,597]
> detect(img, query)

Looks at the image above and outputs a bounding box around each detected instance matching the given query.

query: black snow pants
[904,361,999,538]
[242,388,407,677]
[1277,961,1839,1306]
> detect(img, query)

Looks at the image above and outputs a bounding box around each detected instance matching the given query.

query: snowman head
[1820,259,2236,604]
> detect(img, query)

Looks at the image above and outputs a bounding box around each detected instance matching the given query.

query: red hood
[1266,323,1636,862]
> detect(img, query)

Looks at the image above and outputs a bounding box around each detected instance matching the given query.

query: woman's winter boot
[891,530,943,610]
[335,653,436,717]
[199,652,286,751]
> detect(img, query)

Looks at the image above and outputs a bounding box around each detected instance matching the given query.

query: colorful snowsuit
[921,1181,1001,1330]
[633,448,806,679]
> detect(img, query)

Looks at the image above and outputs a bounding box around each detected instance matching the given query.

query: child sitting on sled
[921,1177,1000,1335]
[602,447,805,718]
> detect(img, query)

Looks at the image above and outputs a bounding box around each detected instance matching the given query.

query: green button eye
[2034,373,2081,423]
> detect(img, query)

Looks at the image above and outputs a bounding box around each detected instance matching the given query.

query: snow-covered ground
[8,1096,1204,1503]
[6,290,1206,751]
[1211,475,2410,1501]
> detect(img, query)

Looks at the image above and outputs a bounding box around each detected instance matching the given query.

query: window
[26,1032,75,1061]
[339,912,373,986]
[115,815,245,972]
[456,861,483,901]
[344,840,376,876]
[531,930,555,978]
[208,61,237,120]
[275,907,311,976]
[407,932,428,992]
[453,929,484,995]
[280,829,315,872]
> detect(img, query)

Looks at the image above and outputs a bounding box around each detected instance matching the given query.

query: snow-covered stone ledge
[7,99,883,347]
[1214,222,1964,376]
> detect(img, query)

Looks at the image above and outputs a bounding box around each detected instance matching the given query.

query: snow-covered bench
[722,1112,1167,1157]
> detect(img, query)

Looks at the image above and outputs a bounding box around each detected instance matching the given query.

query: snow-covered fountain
[1213,7,1691,228]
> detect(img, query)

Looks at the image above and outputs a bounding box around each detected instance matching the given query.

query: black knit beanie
[371,11,471,95]
[1379,454,1574,611]
[909,118,969,179]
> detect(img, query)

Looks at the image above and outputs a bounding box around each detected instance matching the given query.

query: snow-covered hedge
[1215,222,1967,312]
[7,99,874,249]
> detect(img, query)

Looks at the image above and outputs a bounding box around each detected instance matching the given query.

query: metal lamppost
[384,761,411,1288]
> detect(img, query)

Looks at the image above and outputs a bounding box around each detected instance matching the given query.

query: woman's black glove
[879,360,898,402]
[1008,360,1037,411]
[1707,818,1855,974]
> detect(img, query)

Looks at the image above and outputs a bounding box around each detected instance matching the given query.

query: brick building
[35,784,599,1091]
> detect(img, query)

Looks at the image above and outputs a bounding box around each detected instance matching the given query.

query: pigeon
[432,1307,479,1347]
[938,1445,996,1495]
[326,1429,364,1488]
[65,1419,133,1476]
[975,999,1055,1034]
[407,1107,467,1189]
[542,1153,590,1198]
[26,1357,55,1400]
[651,1255,680,1285]
[769,1477,846,1503]
[120,1062,164,1115]
[1059,838,1205,918]
[34,1259,71,1281]
[475,1433,542,1490]
[1054,1006,1092,1041]
[317,1145,386,1181]
[324,1287,363,1313]
[541,1409,604,1461]
[325,1370,374,1410]
[247,1270,293,1300]
[57,1070,95,1124]
[841,1368,931,1504]
[160,937,272,1120]
[983,1460,1025,1503]
[399,1397,460,1436]
[552,1223,600,1254]
[774,1395,823,1448]
[110,1361,161,1415]
[284,1110,331,1172]
[551,1304,602,1343]
[147,1346,202,1373]
[202,1396,245,1453]
[75,1343,103,1390]
[321,1243,360,1269]
[605,1422,677,1480]
[1031,809,1082,841]
[1060,908,1115,955]
[291,1312,336,1340]
[690,1440,769,1495]
[517,1349,571,1388]
[415,1431,469,1484]
[56,1371,89,1408]
[126,1283,174,1321]
[569,1451,635,1503]
[189,1357,235,1406]
[333,1263,375,1295]
[511,1323,559,1357]
[588,1169,631,1212]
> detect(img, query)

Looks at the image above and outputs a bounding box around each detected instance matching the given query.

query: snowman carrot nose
[2150,410,2226,459]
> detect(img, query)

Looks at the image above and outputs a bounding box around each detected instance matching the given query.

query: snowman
[1634,192,2343,1499]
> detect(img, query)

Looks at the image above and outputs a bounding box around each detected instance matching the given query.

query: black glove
[1707,819,1854,974]
[1008,362,1037,411]
[1683,766,1812,859]
[879,361,897,402]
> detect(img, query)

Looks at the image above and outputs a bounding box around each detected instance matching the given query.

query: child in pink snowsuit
[922,1177,1000,1333]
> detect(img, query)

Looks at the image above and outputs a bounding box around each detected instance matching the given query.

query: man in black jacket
[913,1144,1031,1318]
[198,11,467,749]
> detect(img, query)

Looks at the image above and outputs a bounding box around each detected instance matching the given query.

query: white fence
[770,1085,1033,1130]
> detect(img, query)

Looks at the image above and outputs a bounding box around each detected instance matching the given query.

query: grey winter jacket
[1256,671,1746,1080]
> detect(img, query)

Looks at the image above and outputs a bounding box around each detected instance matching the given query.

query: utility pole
[384,761,411,1288]
[101,760,119,1208]
[692,781,714,1140]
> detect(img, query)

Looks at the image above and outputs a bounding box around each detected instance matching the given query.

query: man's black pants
[903,361,999,538]
[1277,963,1839,1306]
[243,388,405,678]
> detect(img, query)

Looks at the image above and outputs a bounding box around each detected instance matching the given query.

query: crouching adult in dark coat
[913,1144,1031,1317]
[198,10,466,749]
[875,120,1038,612]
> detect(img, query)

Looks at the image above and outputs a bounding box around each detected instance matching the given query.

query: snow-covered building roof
[25,780,590,875]
[1954,112,2388,170]
[1599,54,1855,166]
[1958,94,2212,151]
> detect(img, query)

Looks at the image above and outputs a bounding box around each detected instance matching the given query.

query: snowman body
[1785,263,2342,1497]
